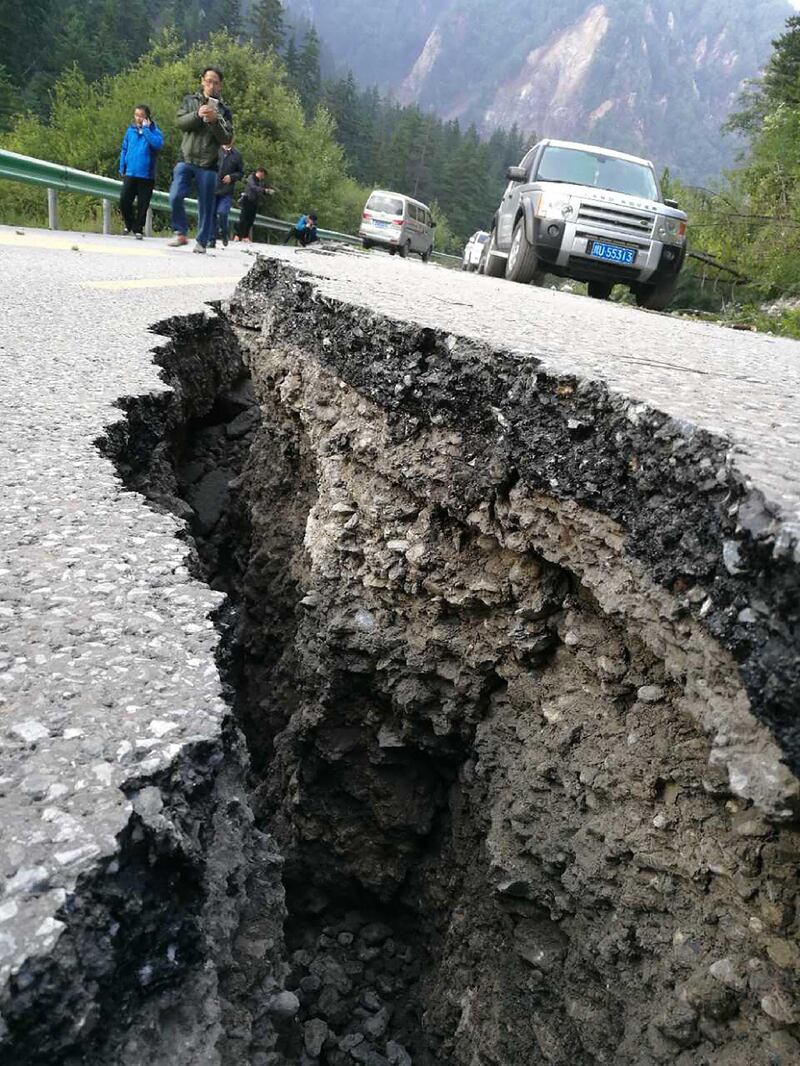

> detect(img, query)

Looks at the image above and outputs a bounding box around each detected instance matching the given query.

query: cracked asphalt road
[0,224,797,995]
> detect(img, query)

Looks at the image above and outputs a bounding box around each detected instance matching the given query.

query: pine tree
[323,72,360,163]
[212,0,241,36]
[296,26,321,117]
[763,15,800,109]
[285,34,298,79]
[250,0,283,53]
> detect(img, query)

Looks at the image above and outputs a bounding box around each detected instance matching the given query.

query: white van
[359,189,435,261]
[462,230,489,271]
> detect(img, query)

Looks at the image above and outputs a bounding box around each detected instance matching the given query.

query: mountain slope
[284,0,794,180]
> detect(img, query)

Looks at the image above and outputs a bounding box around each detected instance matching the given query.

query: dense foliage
[0,32,366,234]
[658,13,800,332]
[0,0,528,250]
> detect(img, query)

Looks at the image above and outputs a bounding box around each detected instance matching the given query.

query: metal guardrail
[0,149,461,264]
[0,148,296,239]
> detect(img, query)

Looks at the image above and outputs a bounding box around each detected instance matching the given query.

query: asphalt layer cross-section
[1,225,798,993]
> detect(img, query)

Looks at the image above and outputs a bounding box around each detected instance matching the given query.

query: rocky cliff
[285,0,794,180]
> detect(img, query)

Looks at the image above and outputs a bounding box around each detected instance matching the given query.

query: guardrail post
[145,208,153,238]
[47,188,58,231]
[102,199,112,235]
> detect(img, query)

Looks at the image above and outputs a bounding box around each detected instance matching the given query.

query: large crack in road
[2,252,799,1064]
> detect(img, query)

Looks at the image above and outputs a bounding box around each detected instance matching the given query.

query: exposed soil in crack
[89,259,800,1065]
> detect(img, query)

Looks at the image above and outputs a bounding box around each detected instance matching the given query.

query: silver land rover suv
[482,139,687,310]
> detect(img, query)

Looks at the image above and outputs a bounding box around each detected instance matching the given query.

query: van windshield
[367,194,404,216]
[535,147,658,200]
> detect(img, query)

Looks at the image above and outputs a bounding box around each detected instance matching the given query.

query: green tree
[0,64,14,132]
[727,15,800,137]
[0,33,365,233]
[295,26,321,118]
[249,0,284,52]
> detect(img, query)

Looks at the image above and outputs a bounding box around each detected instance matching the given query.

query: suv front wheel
[633,277,677,312]
[506,218,542,284]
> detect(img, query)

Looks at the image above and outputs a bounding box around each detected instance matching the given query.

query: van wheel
[506,218,540,284]
[483,229,506,278]
[422,247,431,263]
[588,281,614,300]
[362,239,372,250]
[634,278,676,311]
[398,241,410,259]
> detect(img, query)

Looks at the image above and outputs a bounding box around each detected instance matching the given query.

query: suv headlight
[655,215,687,245]
[534,193,574,220]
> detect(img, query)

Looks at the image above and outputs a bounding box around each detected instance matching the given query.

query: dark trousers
[119,176,155,234]
[285,225,318,246]
[235,198,258,239]
[214,193,234,242]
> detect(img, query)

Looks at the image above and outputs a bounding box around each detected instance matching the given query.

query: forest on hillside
[0,0,529,251]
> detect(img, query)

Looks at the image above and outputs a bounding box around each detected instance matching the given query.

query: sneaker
[168,234,189,247]
[222,237,229,247]
[122,229,132,236]
[135,232,144,241]
[207,240,216,249]
[193,242,207,254]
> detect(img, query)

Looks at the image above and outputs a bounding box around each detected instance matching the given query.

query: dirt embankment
[9,256,797,1065]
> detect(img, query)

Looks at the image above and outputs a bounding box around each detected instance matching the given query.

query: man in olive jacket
[168,66,233,253]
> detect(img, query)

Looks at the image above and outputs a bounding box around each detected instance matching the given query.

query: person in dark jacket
[168,66,233,253]
[233,167,274,242]
[209,139,243,248]
[284,212,319,247]
[118,105,163,239]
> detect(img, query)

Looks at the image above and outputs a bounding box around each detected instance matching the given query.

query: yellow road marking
[0,231,168,256]
[83,275,245,290]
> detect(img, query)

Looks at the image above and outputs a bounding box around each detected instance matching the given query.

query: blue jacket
[119,122,164,180]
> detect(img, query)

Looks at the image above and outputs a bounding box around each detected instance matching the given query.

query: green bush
[0,30,363,234]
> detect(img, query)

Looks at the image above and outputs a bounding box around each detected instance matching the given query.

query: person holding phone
[118,105,163,239]
[168,66,233,254]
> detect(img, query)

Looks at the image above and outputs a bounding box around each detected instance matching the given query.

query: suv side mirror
[506,166,527,182]
[663,198,679,209]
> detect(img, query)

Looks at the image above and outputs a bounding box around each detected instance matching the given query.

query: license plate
[589,240,636,265]
[374,220,389,228]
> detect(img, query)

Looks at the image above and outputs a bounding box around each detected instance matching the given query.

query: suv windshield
[535,146,658,200]
[367,194,404,216]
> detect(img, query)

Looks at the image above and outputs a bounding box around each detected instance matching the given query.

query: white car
[462,230,488,271]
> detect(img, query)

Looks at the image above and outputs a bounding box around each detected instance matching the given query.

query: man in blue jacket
[118,105,164,239]
[284,212,319,247]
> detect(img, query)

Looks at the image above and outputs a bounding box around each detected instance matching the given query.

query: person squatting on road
[209,139,243,248]
[118,105,163,239]
[284,212,319,247]
[168,66,233,254]
[233,168,273,242]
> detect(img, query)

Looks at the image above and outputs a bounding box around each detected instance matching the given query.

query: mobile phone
[206,97,219,111]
